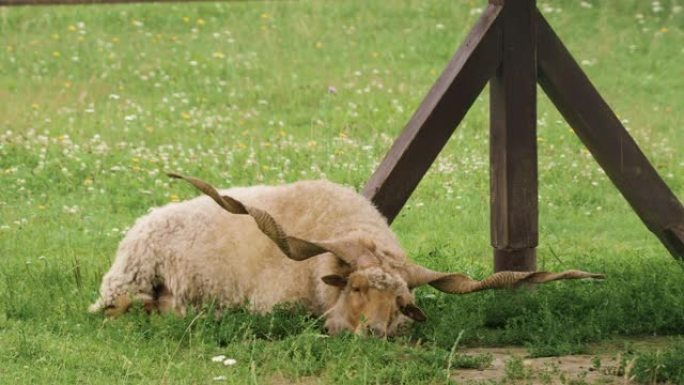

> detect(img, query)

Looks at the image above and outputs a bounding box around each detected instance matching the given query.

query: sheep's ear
[322,275,347,287]
[399,303,427,322]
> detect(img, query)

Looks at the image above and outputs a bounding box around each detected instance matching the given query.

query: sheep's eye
[351,286,361,293]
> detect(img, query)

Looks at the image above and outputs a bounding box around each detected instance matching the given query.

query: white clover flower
[652,1,663,13]
[211,355,226,363]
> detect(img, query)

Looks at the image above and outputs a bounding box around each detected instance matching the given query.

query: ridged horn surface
[405,264,604,294]
[168,173,332,262]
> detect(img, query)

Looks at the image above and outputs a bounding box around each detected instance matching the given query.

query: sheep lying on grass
[90,174,603,337]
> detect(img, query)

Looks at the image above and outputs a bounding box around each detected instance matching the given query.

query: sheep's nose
[325,323,340,335]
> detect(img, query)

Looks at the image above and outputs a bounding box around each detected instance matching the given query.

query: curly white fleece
[89,180,408,315]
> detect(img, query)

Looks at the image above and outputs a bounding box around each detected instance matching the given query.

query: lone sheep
[90,173,602,337]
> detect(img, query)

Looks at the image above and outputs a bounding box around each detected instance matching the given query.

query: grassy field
[1,0,683,383]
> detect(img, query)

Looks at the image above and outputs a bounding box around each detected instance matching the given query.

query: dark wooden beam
[536,12,684,259]
[362,4,503,223]
[490,0,538,272]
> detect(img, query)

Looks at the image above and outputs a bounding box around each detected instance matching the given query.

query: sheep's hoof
[102,288,176,317]
[154,285,175,314]
[104,295,133,317]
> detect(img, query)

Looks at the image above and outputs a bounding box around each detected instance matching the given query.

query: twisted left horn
[404,264,604,294]
[167,173,367,265]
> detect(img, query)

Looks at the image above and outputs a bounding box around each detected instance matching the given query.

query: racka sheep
[90,174,602,337]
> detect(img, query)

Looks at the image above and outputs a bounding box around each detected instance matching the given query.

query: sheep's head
[169,173,604,337]
[320,258,426,337]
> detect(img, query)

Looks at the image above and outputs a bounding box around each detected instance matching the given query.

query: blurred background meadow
[0,0,683,383]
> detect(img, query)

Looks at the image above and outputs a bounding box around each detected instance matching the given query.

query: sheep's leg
[90,271,155,316]
[101,292,156,317]
[90,243,160,315]
[102,294,132,317]
[101,286,180,317]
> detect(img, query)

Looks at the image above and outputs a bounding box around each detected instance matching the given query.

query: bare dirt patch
[451,337,672,384]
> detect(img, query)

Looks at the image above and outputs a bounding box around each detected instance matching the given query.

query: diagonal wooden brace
[362,4,503,223]
[536,12,684,259]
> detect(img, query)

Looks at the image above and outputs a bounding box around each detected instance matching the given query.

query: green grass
[1,0,683,383]
[627,338,684,384]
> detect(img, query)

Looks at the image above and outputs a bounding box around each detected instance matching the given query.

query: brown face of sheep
[168,173,605,337]
[321,267,426,337]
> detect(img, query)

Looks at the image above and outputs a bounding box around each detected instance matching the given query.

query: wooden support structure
[364,0,684,269]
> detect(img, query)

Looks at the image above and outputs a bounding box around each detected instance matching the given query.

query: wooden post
[490,0,538,271]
